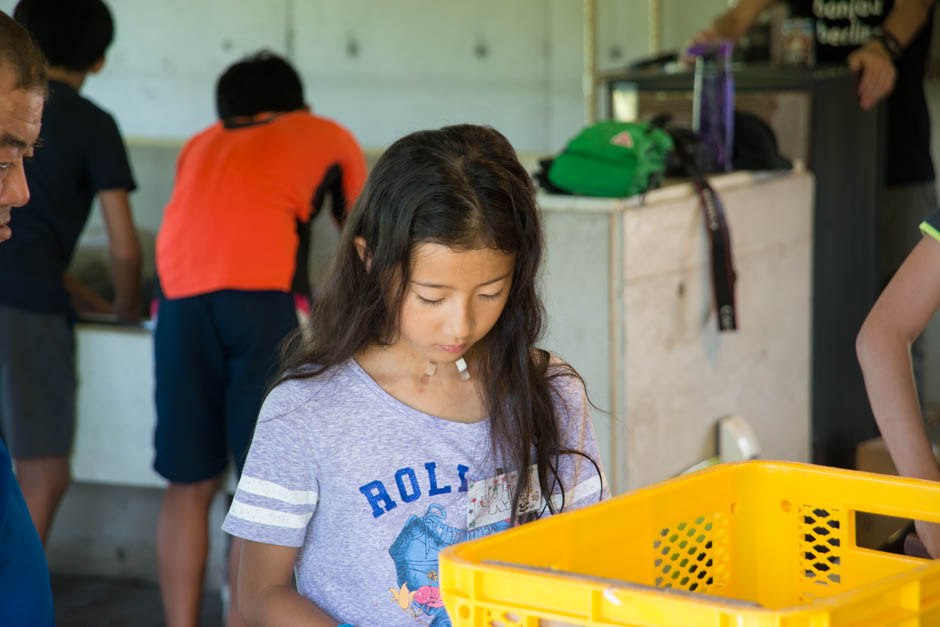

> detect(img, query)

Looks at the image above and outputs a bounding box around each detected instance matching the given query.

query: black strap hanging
[692,178,737,331]
[653,116,738,332]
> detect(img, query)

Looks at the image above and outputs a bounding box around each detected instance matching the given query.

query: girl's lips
[438,344,466,354]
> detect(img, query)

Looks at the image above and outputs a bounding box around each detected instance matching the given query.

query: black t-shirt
[0,81,136,314]
[788,0,935,185]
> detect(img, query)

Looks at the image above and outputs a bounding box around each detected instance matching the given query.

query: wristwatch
[869,26,902,62]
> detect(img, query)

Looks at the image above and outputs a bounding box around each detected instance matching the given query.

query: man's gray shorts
[0,303,75,458]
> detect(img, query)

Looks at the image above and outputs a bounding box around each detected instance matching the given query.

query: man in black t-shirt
[695,0,936,281]
[787,0,936,284]
[694,0,936,386]
[0,0,141,547]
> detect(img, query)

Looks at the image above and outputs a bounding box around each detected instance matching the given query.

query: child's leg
[153,294,230,626]
[157,476,222,627]
[226,537,246,627]
[15,456,70,543]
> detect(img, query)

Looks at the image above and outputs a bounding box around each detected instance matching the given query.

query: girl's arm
[857,236,940,558]
[238,540,343,626]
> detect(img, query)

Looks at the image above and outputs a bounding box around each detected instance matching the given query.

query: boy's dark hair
[216,51,304,120]
[14,0,114,73]
[277,124,599,523]
[0,10,47,93]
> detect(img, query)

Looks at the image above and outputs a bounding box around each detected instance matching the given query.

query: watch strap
[870,26,901,61]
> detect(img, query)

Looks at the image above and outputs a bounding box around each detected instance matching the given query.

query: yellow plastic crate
[439,461,940,626]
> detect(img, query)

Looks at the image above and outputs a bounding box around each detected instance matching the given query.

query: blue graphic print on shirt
[387,503,509,626]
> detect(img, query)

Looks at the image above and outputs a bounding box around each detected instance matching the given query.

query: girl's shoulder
[259,361,358,423]
[541,351,589,413]
[543,351,586,392]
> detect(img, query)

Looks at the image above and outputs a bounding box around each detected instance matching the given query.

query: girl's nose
[445,300,473,341]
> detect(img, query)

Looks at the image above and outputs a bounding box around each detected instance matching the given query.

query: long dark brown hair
[277,124,597,522]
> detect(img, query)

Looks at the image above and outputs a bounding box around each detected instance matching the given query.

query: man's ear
[353,236,372,272]
[88,57,105,75]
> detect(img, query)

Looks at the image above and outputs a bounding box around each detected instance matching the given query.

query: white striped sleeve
[236,475,318,506]
[227,500,313,529]
[222,384,320,547]
[549,473,606,511]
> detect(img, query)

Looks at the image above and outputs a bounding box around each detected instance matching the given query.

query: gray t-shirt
[222,357,607,627]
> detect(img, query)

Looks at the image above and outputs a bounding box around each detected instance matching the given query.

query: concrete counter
[73,323,162,488]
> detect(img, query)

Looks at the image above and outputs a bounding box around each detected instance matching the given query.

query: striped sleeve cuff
[921,220,940,243]
[549,473,606,511]
[222,473,318,545]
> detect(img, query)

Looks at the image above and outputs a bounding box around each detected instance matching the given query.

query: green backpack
[548,121,674,197]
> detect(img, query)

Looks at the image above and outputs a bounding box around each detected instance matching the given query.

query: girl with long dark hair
[223,124,607,626]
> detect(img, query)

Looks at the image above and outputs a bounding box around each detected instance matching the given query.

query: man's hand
[63,271,114,316]
[683,0,777,65]
[847,41,897,110]
[689,28,722,48]
[683,29,722,65]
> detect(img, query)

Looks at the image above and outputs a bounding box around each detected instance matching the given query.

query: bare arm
[98,189,141,321]
[238,540,342,626]
[691,0,779,45]
[882,0,936,47]
[857,235,940,558]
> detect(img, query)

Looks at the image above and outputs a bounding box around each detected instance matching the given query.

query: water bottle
[688,41,735,173]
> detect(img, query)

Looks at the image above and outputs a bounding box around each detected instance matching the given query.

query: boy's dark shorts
[0,304,76,458]
[153,290,297,483]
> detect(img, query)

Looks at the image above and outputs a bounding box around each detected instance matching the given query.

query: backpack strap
[666,124,738,332]
[691,178,737,331]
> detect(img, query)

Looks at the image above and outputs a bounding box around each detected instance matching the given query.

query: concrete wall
[0,0,648,154]
[0,0,730,151]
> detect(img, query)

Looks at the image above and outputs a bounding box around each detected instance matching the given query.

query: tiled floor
[52,574,223,627]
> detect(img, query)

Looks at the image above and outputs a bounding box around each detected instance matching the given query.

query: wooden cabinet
[539,169,814,492]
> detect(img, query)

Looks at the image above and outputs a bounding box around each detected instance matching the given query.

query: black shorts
[153,290,296,483]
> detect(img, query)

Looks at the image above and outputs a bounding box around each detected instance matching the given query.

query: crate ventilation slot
[653,514,726,593]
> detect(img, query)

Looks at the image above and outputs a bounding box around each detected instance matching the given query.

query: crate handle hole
[854,510,933,559]
[730,502,737,514]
